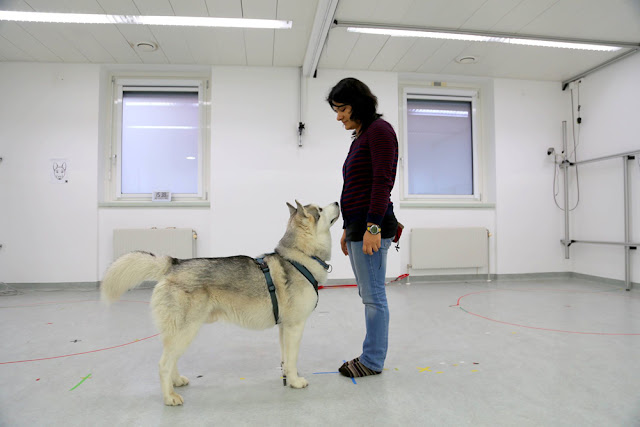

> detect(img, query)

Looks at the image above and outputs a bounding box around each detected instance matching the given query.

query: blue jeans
[347,238,392,372]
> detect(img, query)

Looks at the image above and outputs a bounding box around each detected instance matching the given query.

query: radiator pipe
[486,230,491,282]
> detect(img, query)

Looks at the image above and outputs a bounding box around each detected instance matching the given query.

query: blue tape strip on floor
[342,360,357,384]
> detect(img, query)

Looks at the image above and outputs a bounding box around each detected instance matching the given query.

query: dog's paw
[164,392,184,406]
[174,375,190,387]
[288,376,309,389]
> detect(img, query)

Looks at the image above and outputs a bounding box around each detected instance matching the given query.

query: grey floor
[1,277,639,427]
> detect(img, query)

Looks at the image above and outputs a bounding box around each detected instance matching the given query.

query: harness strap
[287,260,319,295]
[311,256,332,272]
[255,256,279,324]
[255,253,327,324]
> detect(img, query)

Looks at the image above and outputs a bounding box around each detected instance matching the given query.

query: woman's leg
[345,238,392,372]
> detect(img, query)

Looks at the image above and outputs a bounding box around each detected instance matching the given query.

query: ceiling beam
[302,0,339,78]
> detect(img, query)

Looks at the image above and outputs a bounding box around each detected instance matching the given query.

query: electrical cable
[568,82,581,210]
[552,153,562,210]
[553,81,582,211]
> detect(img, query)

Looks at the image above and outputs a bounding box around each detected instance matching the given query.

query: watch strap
[367,224,381,235]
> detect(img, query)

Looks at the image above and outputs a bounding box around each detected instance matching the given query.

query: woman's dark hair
[327,78,382,133]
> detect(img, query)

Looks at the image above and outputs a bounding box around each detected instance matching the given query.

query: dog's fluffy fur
[100,201,339,405]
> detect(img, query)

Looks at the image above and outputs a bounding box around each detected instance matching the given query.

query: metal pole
[298,67,304,147]
[486,229,491,282]
[624,157,631,290]
[562,50,640,91]
[572,149,640,166]
[568,240,640,247]
[562,121,570,259]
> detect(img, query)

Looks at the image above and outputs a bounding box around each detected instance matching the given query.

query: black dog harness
[254,256,280,324]
[254,253,329,324]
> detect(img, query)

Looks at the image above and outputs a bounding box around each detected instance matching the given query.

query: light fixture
[0,10,292,29]
[341,24,624,52]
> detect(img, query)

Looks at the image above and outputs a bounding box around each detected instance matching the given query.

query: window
[105,76,210,205]
[400,86,483,205]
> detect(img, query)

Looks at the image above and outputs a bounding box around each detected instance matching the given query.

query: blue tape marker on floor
[342,360,357,384]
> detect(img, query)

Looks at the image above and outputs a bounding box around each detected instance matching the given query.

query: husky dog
[101,201,339,405]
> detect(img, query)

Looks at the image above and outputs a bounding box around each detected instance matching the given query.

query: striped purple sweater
[341,118,398,227]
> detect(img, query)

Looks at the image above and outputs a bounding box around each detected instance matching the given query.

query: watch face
[368,225,380,234]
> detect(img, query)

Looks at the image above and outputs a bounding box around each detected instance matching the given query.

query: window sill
[399,201,495,209]
[99,201,210,208]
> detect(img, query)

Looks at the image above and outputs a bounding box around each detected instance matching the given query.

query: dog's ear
[286,202,296,216]
[295,200,307,217]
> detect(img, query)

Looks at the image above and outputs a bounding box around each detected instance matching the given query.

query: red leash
[319,274,409,289]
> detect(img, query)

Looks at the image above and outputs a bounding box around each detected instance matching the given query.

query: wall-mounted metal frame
[562,48,639,90]
[559,121,640,290]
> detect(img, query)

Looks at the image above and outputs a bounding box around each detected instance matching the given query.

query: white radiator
[113,228,197,260]
[410,227,488,269]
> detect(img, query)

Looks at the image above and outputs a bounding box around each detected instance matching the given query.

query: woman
[327,77,399,378]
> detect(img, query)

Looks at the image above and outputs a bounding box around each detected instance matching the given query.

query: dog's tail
[100,251,172,304]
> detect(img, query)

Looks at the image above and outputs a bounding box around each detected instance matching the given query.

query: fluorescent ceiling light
[347,27,621,52]
[0,10,292,29]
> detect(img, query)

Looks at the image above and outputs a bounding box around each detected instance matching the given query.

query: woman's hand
[341,229,349,256]
[362,229,381,255]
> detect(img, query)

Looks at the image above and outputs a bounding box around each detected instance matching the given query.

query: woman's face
[332,102,361,133]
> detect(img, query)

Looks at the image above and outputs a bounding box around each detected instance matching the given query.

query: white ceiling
[1,0,639,83]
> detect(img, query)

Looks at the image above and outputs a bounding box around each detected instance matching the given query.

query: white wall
[564,53,640,282]
[97,67,398,280]
[3,58,636,285]
[0,63,99,283]
[395,73,498,277]
[494,78,572,274]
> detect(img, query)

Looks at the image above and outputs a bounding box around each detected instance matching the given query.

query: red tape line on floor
[0,299,158,365]
[0,334,160,365]
[454,288,640,336]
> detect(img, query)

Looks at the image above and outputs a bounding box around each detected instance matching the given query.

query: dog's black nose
[334,202,339,207]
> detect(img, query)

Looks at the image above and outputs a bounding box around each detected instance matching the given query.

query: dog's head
[280,200,340,260]
[53,162,66,180]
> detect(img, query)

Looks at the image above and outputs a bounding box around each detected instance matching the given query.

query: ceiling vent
[134,41,158,52]
[455,55,478,64]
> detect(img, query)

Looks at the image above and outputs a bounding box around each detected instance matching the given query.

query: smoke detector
[455,55,478,64]
[134,41,158,52]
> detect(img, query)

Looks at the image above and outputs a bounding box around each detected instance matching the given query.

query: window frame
[399,85,485,206]
[104,75,210,206]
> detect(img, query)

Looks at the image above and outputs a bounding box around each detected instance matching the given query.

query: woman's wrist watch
[367,224,381,235]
